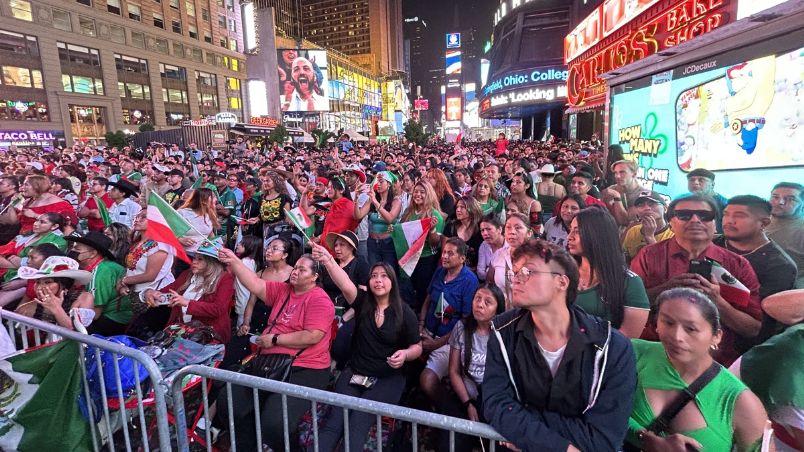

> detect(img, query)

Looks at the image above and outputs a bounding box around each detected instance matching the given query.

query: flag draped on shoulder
[93,195,112,227]
[711,261,751,308]
[146,191,192,263]
[392,217,437,277]
[284,207,315,238]
[0,340,93,451]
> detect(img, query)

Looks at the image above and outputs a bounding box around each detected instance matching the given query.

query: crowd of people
[0,133,802,451]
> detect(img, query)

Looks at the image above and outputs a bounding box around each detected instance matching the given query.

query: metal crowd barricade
[171,364,508,452]
[0,310,173,452]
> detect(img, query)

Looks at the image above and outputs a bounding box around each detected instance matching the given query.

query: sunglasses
[672,209,716,222]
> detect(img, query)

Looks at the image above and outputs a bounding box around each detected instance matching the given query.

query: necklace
[724,239,768,257]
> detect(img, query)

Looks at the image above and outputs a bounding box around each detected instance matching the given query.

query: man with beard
[767,182,804,288]
[283,56,328,112]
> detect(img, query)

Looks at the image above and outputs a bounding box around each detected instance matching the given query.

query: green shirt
[408,209,444,258]
[4,233,67,282]
[217,187,237,236]
[574,271,649,324]
[88,260,128,324]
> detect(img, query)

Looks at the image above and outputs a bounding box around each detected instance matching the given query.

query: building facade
[0,0,246,147]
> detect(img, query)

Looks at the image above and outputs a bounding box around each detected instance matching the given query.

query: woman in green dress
[0,212,68,282]
[627,287,768,452]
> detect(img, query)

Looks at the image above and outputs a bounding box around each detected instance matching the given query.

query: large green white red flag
[284,208,315,239]
[712,261,751,308]
[392,217,437,277]
[0,340,93,451]
[147,191,192,263]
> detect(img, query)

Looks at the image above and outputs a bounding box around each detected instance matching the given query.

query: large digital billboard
[446,50,462,75]
[277,49,329,112]
[609,44,804,199]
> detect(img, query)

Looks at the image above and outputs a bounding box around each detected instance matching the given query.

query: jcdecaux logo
[483,68,568,97]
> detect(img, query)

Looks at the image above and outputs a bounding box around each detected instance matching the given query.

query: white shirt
[234,257,257,326]
[109,198,142,228]
[178,208,214,253]
[126,241,175,293]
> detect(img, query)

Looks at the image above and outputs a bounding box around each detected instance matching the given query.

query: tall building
[252,0,300,38]
[0,0,246,147]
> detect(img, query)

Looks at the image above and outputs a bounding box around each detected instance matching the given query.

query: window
[205,51,216,65]
[201,8,208,21]
[76,0,91,5]
[169,0,178,9]
[191,48,202,62]
[226,77,240,90]
[0,100,49,121]
[225,0,234,12]
[109,24,126,43]
[0,66,43,88]
[115,54,148,73]
[62,74,104,95]
[122,107,153,125]
[162,88,188,103]
[196,71,216,87]
[172,20,181,34]
[153,38,168,54]
[9,0,32,21]
[165,111,188,126]
[185,1,195,16]
[118,82,151,99]
[131,31,145,48]
[172,42,184,57]
[203,31,212,43]
[228,18,236,32]
[0,30,39,56]
[228,96,240,109]
[128,3,141,21]
[219,37,226,48]
[159,63,186,80]
[228,39,237,52]
[52,9,72,31]
[188,24,198,39]
[230,58,239,72]
[78,16,96,36]
[217,14,225,28]
[153,12,164,28]
[106,0,121,15]
[57,42,101,66]
[198,92,218,108]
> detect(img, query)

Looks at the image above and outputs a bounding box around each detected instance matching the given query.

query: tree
[310,128,336,147]
[104,130,128,149]
[403,119,431,146]
[138,122,155,132]
[266,124,289,145]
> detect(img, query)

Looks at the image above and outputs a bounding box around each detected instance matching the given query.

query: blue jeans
[367,237,399,275]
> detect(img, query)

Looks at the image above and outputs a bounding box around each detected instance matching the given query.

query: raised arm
[310,241,357,303]
[218,247,267,301]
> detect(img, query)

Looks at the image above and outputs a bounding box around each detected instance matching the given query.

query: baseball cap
[635,190,666,205]
[687,168,715,180]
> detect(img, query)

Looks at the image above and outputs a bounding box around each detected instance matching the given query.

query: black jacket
[482,305,636,451]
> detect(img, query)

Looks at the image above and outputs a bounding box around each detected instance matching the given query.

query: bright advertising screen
[609,45,804,198]
[446,51,462,75]
[277,49,329,112]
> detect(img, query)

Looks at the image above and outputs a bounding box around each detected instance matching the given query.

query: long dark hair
[238,235,264,270]
[359,262,404,333]
[574,207,627,327]
[462,284,505,375]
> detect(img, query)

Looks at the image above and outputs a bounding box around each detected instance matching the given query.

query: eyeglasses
[266,246,286,253]
[507,267,564,284]
[672,209,716,222]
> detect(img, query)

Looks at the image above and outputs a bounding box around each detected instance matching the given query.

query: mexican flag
[284,207,315,239]
[146,191,192,263]
[0,340,93,451]
[434,292,448,319]
[712,261,751,308]
[392,217,437,277]
[94,195,112,227]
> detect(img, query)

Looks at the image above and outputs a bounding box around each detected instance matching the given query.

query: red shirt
[85,193,113,232]
[261,281,334,370]
[165,271,236,344]
[583,195,607,208]
[630,238,761,366]
[320,197,358,247]
[495,138,509,156]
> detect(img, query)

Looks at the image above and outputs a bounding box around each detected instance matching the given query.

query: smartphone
[688,260,713,278]
[156,293,172,306]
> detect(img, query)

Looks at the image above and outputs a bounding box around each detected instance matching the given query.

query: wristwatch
[271,334,279,346]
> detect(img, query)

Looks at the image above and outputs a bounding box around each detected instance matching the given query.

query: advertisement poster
[609,45,804,198]
[277,49,329,112]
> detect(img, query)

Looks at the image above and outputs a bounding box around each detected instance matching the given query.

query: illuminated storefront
[321,56,382,134]
[605,0,803,199]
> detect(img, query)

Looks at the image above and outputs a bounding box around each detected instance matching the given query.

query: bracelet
[272,334,279,346]
[463,398,476,409]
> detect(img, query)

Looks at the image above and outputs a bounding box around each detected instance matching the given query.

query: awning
[229,123,305,137]
[565,101,605,115]
[342,128,369,142]
[294,131,314,143]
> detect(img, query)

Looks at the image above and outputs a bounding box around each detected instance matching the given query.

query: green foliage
[104,130,128,149]
[267,124,289,145]
[403,120,431,146]
[138,122,155,132]
[310,128,336,147]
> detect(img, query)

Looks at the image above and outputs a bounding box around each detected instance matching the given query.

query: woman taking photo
[319,176,358,245]
[354,172,402,271]
[0,212,68,282]
[472,178,500,217]
[177,188,220,257]
[437,283,506,452]
[477,215,505,281]
[311,242,421,452]
[401,181,445,311]
[626,288,768,452]
[258,171,293,242]
[567,207,649,338]
[543,194,586,248]
[142,239,235,343]
[119,211,176,337]
[487,213,532,307]
[426,168,457,218]
[507,172,542,234]
[218,247,334,452]
[442,196,483,272]
[9,175,77,235]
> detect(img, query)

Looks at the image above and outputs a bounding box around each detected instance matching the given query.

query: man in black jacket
[482,239,637,451]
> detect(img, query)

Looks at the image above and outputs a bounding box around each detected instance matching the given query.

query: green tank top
[628,340,747,451]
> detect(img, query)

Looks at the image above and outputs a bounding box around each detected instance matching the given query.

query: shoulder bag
[247,291,306,383]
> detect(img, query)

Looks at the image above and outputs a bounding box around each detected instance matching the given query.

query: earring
[710,344,719,351]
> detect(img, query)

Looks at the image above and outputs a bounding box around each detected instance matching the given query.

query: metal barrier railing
[0,309,173,452]
[171,364,508,452]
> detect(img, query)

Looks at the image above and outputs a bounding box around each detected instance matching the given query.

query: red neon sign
[567,0,734,107]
